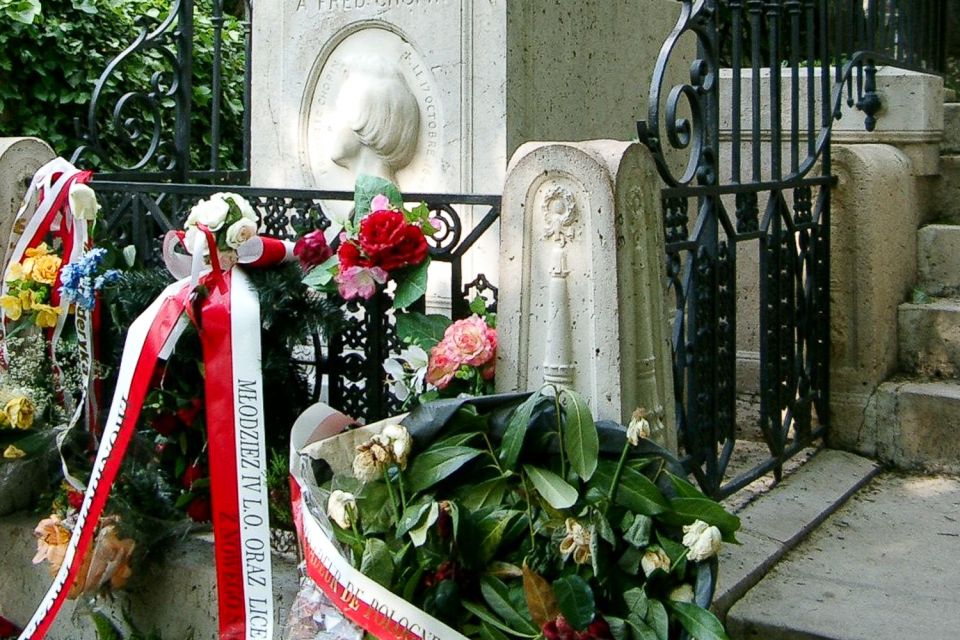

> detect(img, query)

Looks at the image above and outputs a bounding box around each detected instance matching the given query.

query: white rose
[188,197,230,231]
[682,519,722,562]
[326,490,357,529]
[668,584,695,603]
[69,183,101,221]
[352,449,381,483]
[640,547,672,576]
[627,408,651,447]
[380,423,413,468]
[225,218,258,249]
[212,192,257,221]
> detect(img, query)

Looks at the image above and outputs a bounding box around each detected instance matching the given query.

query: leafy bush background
[0,0,245,172]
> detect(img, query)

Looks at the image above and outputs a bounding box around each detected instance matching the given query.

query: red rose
[186,496,211,522]
[151,412,180,436]
[294,230,334,270]
[337,240,369,270]
[181,463,204,489]
[358,210,428,272]
[176,398,203,427]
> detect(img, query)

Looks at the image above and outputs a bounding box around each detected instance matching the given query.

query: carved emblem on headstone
[541,184,579,246]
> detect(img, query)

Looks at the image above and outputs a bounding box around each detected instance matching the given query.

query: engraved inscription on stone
[297,0,446,11]
[301,27,443,193]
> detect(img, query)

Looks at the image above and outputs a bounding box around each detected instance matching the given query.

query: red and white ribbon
[289,406,470,640]
[19,228,287,640]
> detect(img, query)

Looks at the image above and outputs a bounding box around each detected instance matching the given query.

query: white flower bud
[682,519,722,562]
[225,218,258,249]
[212,192,257,221]
[352,449,381,483]
[326,490,357,529]
[627,407,651,447]
[640,546,672,576]
[69,183,101,221]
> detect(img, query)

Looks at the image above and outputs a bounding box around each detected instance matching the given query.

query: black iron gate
[639,0,946,498]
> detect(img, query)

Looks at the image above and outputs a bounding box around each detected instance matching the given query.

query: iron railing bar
[661,174,833,198]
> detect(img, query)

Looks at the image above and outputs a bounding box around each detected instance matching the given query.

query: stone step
[935,155,960,224]
[898,298,960,377]
[726,472,960,640]
[917,224,960,296]
[864,379,960,473]
[942,102,960,153]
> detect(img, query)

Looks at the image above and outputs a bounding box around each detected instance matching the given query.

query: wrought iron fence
[638,0,944,498]
[92,180,501,423]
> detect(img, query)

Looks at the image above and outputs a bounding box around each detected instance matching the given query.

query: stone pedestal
[0,138,55,264]
[497,140,676,451]
[827,144,918,453]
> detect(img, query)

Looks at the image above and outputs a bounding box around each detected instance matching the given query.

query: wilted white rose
[353,436,392,482]
[559,518,592,565]
[682,519,722,562]
[326,490,357,529]
[669,584,695,603]
[627,407,651,447]
[225,218,258,249]
[380,423,413,468]
[640,546,672,576]
[69,183,101,221]
[213,192,257,221]
[188,197,230,231]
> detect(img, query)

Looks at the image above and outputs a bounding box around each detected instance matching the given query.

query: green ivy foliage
[0,0,245,172]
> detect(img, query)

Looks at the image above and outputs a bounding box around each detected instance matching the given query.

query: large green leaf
[476,510,522,564]
[523,465,578,509]
[393,257,431,310]
[645,600,669,640]
[408,502,440,547]
[359,538,394,587]
[480,577,539,635]
[668,497,741,541]
[301,255,339,288]
[560,389,599,481]
[592,461,670,516]
[500,390,543,470]
[354,174,403,217]
[667,601,731,640]
[624,588,649,621]
[406,445,483,493]
[462,601,538,638]
[396,311,450,349]
[396,498,434,538]
[553,575,595,631]
[459,477,510,511]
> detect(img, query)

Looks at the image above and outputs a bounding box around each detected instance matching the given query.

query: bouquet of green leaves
[306,389,738,640]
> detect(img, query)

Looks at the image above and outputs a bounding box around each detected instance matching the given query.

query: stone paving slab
[712,449,880,616]
[726,473,960,640]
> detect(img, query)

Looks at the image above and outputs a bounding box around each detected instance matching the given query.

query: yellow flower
[5,396,35,429]
[0,294,22,320]
[4,262,26,282]
[18,289,35,312]
[20,257,36,280]
[3,445,25,459]
[24,242,51,258]
[30,254,62,286]
[32,303,60,328]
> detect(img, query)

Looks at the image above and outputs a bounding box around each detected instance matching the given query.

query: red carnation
[67,489,84,511]
[151,412,180,437]
[357,210,428,272]
[294,230,334,270]
[176,398,203,427]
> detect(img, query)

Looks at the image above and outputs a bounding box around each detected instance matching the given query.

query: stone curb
[711,449,881,618]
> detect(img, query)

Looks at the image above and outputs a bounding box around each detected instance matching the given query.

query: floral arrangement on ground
[297,389,739,640]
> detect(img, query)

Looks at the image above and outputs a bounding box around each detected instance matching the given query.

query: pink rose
[444,315,496,367]
[294,229,334,270]
[335,265,388,301]
[371,194,391,211]
[426,342,460,389]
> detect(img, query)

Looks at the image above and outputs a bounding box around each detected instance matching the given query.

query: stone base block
[865,380,960,473]
[898,298,960,378]
[934,155,960,223]
[943,103,960,154]
[917,224,960,295]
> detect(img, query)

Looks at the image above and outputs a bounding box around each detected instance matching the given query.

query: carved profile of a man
[329,56,421,183]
